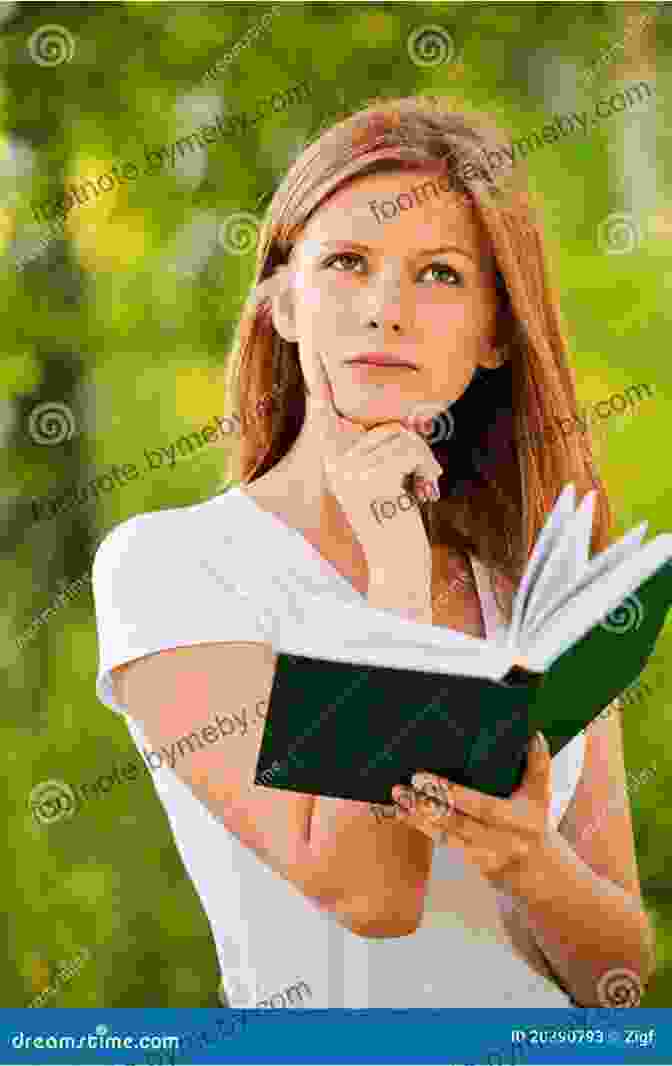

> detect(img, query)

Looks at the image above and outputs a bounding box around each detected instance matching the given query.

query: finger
[515,731,552,803]
[399,427,443,485]
[356,425,407,456]
[394,810,461,847]
[365,435,427,471]
[370,800,400,821]
[414,475,437,503]
[408,775,456,811]
[392,785,455,824]
[411,772,520,830]
[341,427,435,502]
[362,428,443,487]
[392,794,474,847]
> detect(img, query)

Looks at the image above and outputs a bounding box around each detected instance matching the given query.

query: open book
[247,485,672,804]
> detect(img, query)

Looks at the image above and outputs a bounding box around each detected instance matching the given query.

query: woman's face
[277,166,503,429]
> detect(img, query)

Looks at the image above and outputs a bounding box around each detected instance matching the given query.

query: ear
[478,344,509,371]
[478,301,515,370]
[253,264,297,343]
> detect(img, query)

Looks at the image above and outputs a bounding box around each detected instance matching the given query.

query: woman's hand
[310,351,443,569]
[386,731,555,894]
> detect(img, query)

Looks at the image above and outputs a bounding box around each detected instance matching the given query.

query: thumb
[519,731,552,802]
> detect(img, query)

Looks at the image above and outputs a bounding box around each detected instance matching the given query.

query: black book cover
[254,561,672,805]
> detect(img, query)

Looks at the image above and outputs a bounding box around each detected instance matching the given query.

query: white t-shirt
[92,485,586,1008]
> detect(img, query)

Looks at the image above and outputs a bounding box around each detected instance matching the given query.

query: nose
[363,264,412,336]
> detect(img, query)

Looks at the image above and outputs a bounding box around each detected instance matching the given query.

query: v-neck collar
[227,486,366,602]
[226,485,502,637]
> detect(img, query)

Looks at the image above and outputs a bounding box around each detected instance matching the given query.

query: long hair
[225,95,612,620]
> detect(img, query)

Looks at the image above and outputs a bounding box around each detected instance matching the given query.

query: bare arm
[305,557,436,936]
[507,707,656,1005]
[113,642,332,903]
[114,618,435,936]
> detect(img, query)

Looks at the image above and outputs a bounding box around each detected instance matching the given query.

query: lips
[345,353,418,369]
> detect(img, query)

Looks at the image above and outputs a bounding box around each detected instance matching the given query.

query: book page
[522,536,672,671]
[506,484,577,648]
[525,521,648,640]
[520,490,596,633]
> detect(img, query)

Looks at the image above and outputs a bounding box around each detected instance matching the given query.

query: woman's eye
[420,263,463,286]
[324,253,365,272]
[322,254,463,286]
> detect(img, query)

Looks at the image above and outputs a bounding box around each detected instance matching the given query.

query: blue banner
[0,1008,669,1064]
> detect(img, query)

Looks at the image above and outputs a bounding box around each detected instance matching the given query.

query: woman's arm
[113,642,338,904]
[306,560,437,937]
[503,707,656,1006]
[114,632,436,937]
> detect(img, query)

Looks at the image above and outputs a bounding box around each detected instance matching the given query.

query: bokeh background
[1,0,670,1009]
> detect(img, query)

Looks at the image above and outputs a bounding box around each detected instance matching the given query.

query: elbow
[325,893,425,938]
[587,915,657,1007]
[345,915,422,938]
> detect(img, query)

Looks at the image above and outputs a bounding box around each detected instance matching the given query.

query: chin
[335,390,412,428]
[337,406,404,430]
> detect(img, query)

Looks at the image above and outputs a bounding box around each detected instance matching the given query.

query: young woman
[92,97,656,1009]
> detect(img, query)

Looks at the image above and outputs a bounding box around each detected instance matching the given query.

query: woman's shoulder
[91,491,271,712]
[91,489,254,588]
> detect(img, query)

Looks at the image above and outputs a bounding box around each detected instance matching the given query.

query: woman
[92,96,655,1009]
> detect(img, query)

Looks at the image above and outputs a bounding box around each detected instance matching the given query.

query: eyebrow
[315,241,478,265]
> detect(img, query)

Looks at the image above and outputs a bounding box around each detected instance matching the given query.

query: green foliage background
[1,0,670,1009]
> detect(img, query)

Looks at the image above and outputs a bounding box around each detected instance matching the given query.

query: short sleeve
[91,510,268,716]
[548,729,586,830]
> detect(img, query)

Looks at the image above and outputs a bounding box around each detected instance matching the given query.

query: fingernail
[392,787,413,810]
[533,730,548,753]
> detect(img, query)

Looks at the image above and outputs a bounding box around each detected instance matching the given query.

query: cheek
[417,297,470,337]
[298,280,367,351]
[420,299,492,358]
[298,278,356,326]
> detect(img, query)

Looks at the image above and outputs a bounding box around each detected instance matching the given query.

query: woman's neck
[245,419,476,591]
